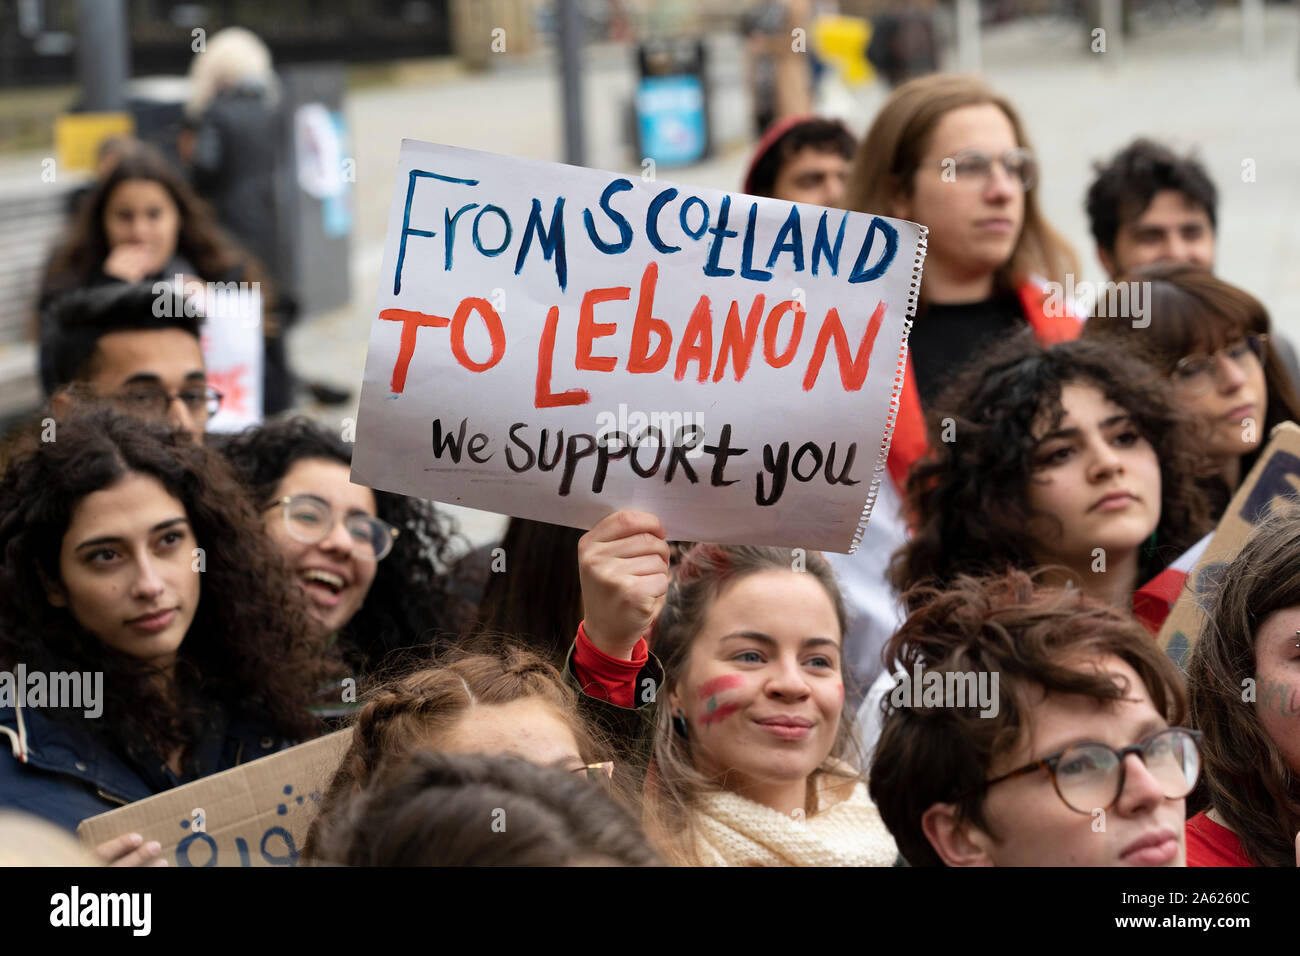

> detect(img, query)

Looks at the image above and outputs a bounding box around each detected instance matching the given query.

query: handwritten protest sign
[77,730,349,867]
[1157,422,1300,666]
[352,140,926,552]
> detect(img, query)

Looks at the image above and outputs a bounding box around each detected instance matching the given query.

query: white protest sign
[196,281,264,432]
[352,139,926,552]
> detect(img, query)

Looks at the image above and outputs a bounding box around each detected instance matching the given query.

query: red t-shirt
[1185,811,1254,867]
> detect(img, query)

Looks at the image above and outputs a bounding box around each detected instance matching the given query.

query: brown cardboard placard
[1158,421,1300,666]
[77,729,350,867]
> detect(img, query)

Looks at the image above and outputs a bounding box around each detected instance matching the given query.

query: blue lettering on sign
[176,831,218,867]
[514,196,568,290]
[583,178,634,254]
[848,216,899,283]
[646,187,681,253]
[395,169,480,294]
[1239,450,1300,524]
[261,826,298,866]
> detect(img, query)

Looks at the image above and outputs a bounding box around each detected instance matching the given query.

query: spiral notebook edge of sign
[848,225,928,555]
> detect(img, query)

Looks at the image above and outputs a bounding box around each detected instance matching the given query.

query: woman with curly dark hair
[37,139,295,413]
[1186,511,1300,867]
[0,408,337,842]
[890,336,1212,619]
[218,416,470,679]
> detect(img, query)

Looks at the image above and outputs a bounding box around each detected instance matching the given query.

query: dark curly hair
[0,407,334,765]
[217,416,470,675]
[891,336,1212,606]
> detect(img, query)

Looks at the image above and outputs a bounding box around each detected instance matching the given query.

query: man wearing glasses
[43,282,222,442]
[868,572,1200,867]
[1085,138,1300,394]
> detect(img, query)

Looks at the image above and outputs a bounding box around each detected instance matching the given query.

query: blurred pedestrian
[38,143,283,414]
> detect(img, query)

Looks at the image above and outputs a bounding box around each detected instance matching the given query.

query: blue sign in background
[636,75,707,167]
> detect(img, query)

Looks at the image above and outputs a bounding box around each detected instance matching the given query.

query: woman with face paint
[575,511,897,866]
[1187,512,1300,867]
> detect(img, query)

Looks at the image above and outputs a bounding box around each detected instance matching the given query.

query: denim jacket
[0,698,291,833]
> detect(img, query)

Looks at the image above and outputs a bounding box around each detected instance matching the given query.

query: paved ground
[281,6,1300,548]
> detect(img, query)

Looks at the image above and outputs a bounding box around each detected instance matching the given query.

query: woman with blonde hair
[573,510,898,867]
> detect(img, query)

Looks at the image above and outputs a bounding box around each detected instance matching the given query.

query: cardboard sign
[352,140,927,553]
[1158,422,1300,665]
[77,730,350,867]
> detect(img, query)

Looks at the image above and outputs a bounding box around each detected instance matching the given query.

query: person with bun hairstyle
[300,646,618,862]
[307,751,658,867]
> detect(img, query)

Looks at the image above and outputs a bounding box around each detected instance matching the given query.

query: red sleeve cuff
[573,621,647,709]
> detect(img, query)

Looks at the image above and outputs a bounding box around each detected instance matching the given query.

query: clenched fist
[578,510,671,660]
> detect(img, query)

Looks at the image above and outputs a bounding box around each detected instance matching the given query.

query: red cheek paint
[697,674,744,700]
[700,701,741,727]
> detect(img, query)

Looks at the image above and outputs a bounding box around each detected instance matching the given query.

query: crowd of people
[1,65,1298,868]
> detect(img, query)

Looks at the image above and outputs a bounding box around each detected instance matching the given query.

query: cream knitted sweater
[692,775,897,867]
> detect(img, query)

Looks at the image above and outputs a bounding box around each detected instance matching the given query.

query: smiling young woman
[219,417,470,680]
[573,510,898,866]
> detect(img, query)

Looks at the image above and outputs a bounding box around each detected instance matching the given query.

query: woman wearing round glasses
[845,73,1080,465]
[829,75,1081,717]
[869,570,1202,866]
[221,417,469,679]
[1082,263,1300,517]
